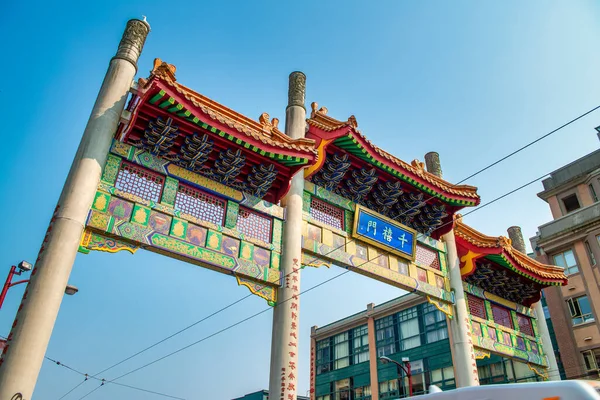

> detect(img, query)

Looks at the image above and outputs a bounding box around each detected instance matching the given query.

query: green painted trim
[149,90,166,104]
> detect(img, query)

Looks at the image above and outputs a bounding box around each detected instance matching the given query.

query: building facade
[531,146,600,380]
[310,294,545,400]
[232,390,309,400]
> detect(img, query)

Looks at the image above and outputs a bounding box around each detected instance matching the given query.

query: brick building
[530,145,600,379]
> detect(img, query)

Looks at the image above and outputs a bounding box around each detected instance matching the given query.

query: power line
[75,103,599,381]
[102,170,550,383]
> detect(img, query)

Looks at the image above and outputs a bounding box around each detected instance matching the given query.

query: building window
[562,193,581,213]
[316,339,332,375]
[430,366,455,389]
[582,349,600,371]
[478,361,506,385]
[375,316,396,357]
[467,294,487,320]
[333,332,350,370]
[379,380,399,399]
[115,161,164,202]
[552,249,579,275]
[586,241,597,266]
[237,207,272,243]
[353,385,371,400]
[590,184,598,203]
[334,378,351,400]
[517,314,534,337]
[491,304,513,329]
[174,184,227,226]
[423,303,448,343]
[398,306,421,350]
[568,296,595,325]
[310,197,345,231]
[352,325,370,364]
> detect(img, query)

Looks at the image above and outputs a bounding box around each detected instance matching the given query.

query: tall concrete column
[424,152,479,387]
[507,226,560,381]
[269,72,306,400]
[0,19,150,399]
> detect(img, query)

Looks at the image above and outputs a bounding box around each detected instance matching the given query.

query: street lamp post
[380,355,413,397]
[0,262,78,310]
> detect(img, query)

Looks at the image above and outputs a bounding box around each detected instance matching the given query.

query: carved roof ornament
[411,159,426,172]
[259,113,280,136]
[347,115,358,129]
[311,102,328,118]
[498,236,512,249]
[454,213,464,223]
[151,58,177,82]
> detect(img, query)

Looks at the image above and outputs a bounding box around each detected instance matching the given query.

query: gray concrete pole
[0,19,150,399]
[424,152,479,387]
[268,72,306,400]
[507,226,560,381]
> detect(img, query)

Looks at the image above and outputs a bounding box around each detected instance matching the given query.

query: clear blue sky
[2,1,600,399]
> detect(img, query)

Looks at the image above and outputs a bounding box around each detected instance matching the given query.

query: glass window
[582,349,600,371]
[491,304,513,329]
[354,385,371,400]
[352,325,370,364]
[423,303,448,343]
[316,339,332,375]
[513,360,538,382]
[376,316,396,357]
[562,193,581,213]
[586,241,597,266]
[552,249,579,275]
[333,332,350,370]
[398,307,421,350]
[478,362,505,384]
[467,294,487,319]
[590,184,599,203]
[334,378,350,400]
[379,379,399,399]
[568,296,595,325]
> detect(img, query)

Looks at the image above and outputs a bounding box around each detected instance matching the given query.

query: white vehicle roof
[419,380,600,400]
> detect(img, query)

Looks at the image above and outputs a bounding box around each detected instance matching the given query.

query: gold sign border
[352,204,417,262]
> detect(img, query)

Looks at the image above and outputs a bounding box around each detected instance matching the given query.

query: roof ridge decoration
[453,215,567,285]
[140,58,317,156]
[305,102,480,205]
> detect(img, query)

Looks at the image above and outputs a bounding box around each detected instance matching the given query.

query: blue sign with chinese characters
[353,206,416,260]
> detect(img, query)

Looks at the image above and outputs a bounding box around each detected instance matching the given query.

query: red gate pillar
[424,151,480,387]
[0,19,150,399]
[268,72,306,400]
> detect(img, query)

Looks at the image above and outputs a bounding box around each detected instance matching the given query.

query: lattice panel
[237,207,272,243]
[517,314,534,336]
[310,197,344,231]
[467,294,487,319]
[491,304,513,329]
[174,184,226,226]
[115,162,165,202]
[415,244,440,270]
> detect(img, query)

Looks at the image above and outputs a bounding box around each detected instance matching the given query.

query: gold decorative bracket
[527,363,549,380]
[427,296,454,319]
[474,349,491,360]
[236,275,276,306]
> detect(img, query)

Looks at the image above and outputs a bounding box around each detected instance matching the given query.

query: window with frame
[398,306,421,350]
[568,296,595,325]
[375,316,396,357]
[334,378,351,400]
[310,197,345,231]
[423,303,448,343]
[353,385,371,400]
[316,339,332,375]
[583,349,600,371]
[562,193,581,213]
[236,207,272,243]
[333,332,350,370]
[467,294,487,320]
[552,249,579,275]
[586,241,597,266]
[352,325,370,364]
[115,161,165,202]
[517,314,534,337]
[590,184,598,203]
[379,379,399,399]
[477,361,506,385]
[491,304,513,329]
[174,184,226,226]
[430,366,455,389]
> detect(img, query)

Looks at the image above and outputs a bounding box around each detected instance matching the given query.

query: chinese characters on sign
[353,205,416,260]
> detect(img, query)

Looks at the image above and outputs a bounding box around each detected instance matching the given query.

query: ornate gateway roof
[454,216,567,306]
[117,59,317,204]
[305,103,480,238]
